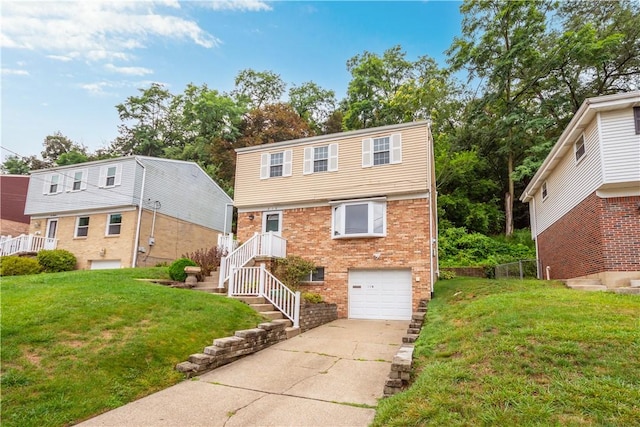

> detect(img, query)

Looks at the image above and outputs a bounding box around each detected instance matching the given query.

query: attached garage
[348,269,412,320]
[90,259,122,270]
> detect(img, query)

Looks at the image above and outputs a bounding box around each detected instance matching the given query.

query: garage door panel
[90,260,122,270]
[348,269,412,320]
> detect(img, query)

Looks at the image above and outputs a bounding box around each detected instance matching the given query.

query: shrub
[182,246,223,277]
[0,256,42,276]
[439,270,457,280]
[168,258,197,282]
[302,292,324,304]
[273,256,316,291]
[37,249,76,273]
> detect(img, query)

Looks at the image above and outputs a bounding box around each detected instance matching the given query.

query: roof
[520,91,640,203]
[235,120,431,154]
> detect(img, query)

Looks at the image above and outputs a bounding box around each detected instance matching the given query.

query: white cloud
[47,54,75,62]
[1,68,29,76]
[105,64,154,76]
[1,1,220,62]
[79,81,119,96]
[205,1,272,12]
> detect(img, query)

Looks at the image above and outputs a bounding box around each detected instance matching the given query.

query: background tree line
[3,0,639,238]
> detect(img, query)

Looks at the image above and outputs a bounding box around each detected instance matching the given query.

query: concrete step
[261,311,284,320]
[567,285,608,292]
[612,287,640,295]
[251,303,276,312]
[285,326,300,339]
[233,296,266,305]
[403,334,418,343]
[565,278,607,292]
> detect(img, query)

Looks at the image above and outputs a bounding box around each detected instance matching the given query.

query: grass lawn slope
[374,278,640,426]
[1,268,265,427]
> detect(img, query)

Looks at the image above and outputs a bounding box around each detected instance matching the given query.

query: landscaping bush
[302,292,324,304]
[273,256,316,291]
[168,258,197,282]
[0,256,42,276]
[182,246,223,277]
[36,249,77,273]
[439,270,457,280]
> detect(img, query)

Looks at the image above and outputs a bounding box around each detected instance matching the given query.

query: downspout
[132,159,146,268]
[427,121,438,299]
[531,197,541,279]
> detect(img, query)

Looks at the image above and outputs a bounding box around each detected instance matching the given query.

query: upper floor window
[362,133,402,168]
[260,150,292,179]
[634,107,640,135]
[303,144,338,174]
[43,173,63,195]
[106,213,122,236]
[575,135,586,163]
[542,181,548,201]
[99,164,122,188]
[67,169,88,192]
[332,198,386,239]
[75,216,90,237]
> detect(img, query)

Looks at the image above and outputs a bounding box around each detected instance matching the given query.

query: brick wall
[237,198,432,318]
[537,192,640,280]
[299,302,338,332]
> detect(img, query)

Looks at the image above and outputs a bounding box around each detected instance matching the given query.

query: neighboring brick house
[233,121,439,320]
[24,156,232,269]
[0,175,30,236]
[520,91,640,288]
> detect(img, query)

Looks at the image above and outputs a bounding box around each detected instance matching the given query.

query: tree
[237,103,313,147]
[56,150,89,166]
[41,132,86,165]
[288,82,337,134]
[233,69,286,109]
[1,156,30,174]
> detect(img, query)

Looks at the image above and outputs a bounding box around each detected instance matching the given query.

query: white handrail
[0,234,58,256]
[229,264,300,328]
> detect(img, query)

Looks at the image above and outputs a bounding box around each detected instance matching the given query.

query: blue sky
[1,0,462,159]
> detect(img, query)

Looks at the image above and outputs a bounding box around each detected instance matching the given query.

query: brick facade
[538,192,640,281]
[237,198,433,318]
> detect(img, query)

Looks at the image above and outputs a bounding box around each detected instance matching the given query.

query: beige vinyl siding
[533,119,604,236]
[235,124,430,208]
[599,109,640,184]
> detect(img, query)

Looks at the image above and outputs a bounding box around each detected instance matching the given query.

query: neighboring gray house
[23,156,232,269]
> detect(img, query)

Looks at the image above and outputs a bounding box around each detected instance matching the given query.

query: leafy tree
[288,82,337,134]
[237,103,313,147]
[56,150,89,166]
[1,156,30,174]
[233,69,286,109]
[41,132,87,165]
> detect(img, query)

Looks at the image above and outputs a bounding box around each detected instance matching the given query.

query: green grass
[374,278,640,426]
[0,268,265,427]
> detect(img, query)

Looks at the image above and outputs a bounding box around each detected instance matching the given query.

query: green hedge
[37,249,77,273]
[0,256,42,276]
[168,258,197,282]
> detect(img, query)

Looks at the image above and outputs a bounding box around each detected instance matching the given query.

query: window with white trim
[106,213,122,236]
[260,150,292,179]
[575,135,586,163]
[332,199,386,238]
[542,182,548,201]
[362,133,401,168]
[49,175,60,194]
[99,164,122,188]
[302,267,325,282]
[43,173,64,195]
[634,107,640,135]
[68,169,88,192]
[303,144,338,174]
[75,216,90,237]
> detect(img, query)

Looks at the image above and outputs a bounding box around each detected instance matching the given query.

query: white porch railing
[218,232,287,289]
[217,233,239,255]
[228,264,300,328]
[0,234,57,256]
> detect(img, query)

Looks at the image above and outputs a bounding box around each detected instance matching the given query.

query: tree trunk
[505,153,514,236]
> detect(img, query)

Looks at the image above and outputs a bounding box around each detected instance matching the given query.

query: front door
[262,211,282,236]
[46,219,58,239]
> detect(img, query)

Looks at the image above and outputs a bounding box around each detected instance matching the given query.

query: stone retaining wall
[299,302,338,333]
[175,319,290,377]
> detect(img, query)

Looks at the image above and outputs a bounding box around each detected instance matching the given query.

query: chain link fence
[495,259,541,280]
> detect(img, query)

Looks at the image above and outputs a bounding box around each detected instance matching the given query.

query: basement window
[301,267,325,282]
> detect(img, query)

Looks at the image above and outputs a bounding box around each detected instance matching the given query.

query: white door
[46,218,58,239]
[262,211,282,236]
[349,269,412,320]
[91,260,122,270]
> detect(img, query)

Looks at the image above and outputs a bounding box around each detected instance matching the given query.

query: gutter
[132,159,146,268]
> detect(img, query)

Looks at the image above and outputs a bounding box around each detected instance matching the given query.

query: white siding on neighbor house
[138,158,232,232]
[599,109,640,184]
[25,158,138,215]
[532,119,604,236]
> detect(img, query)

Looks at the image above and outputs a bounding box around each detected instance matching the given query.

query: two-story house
[520,91,640,288]
[24,156,233,270]
[232,121,438,320]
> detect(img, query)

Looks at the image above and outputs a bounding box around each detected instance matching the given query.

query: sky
[1,0,463,160]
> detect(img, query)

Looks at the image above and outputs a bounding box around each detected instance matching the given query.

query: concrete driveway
[80,319,408,427]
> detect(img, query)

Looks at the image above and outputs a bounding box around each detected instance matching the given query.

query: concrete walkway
[80,319,408,427]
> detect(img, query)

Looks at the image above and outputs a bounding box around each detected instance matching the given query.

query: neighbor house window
[303,144,338,174]
[75,216,90,237]
[332,198,386,238]
[542,182,548,201]
[575,135,586,163]
[302,267,325,282]
[99,164,122,188]
[67,169,88,192]
[260,150,292,179]
[634,107,640,135]
[106,213,122,236]
[362,134,402,167]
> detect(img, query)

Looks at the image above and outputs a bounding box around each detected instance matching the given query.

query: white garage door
[349,269,412,320]
[90,260,122,270]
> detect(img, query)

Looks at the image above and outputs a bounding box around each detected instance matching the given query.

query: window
[75,216,90,237]
[99,164,122,188]
[303,144,338,174]
[634,107,640,135]
[260,150,292,179]
[302,267,325,282]
[542,182,548,201]
[362,133,402,167]
[42,173,63,195]
[67,169,88,192]
[49,175,60,194]
[332,199,386,238]
[575,135,586,163]
[106,213,122,236]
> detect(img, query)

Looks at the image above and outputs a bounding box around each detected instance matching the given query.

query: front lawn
[0,268,265,427]
[374,278,640,426]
